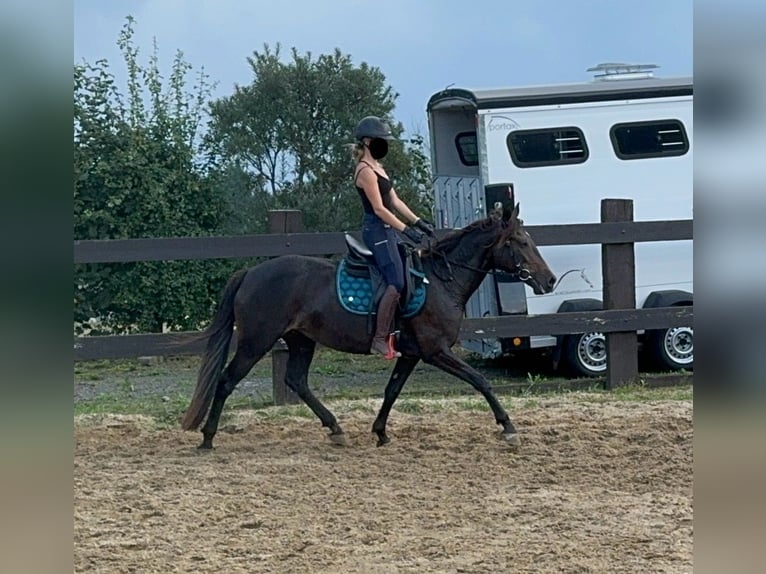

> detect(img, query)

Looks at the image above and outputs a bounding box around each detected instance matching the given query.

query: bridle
[421,238,532,284]
[420,238,588,294]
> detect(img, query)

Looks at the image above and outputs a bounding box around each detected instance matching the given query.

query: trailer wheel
[562,332,608,377]
[647,326,693,371]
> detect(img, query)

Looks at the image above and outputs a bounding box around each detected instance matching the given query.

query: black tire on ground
[646,326,694,371]
[562,332,608,378]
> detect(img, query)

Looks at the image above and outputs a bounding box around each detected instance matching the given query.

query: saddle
[343,234,377,278]
[336,233,428,332]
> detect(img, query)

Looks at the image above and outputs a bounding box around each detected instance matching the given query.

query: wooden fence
[74,200,693,400]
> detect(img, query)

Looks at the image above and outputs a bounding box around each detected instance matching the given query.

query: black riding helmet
[355,116,394,141]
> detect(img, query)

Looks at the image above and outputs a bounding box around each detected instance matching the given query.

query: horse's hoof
[502,433,521,448]
[197,442,213,450]
[328,432,348,447]
[376,436,390,447]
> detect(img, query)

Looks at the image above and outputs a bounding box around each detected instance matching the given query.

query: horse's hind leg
[199,339,272,449]
[282,332,346,444]
[425,349,521,447]
[372,355,420,446]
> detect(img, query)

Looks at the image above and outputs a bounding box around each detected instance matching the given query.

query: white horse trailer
[426,65,693,376]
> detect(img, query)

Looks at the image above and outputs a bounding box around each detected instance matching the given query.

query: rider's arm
[389,188,419,225]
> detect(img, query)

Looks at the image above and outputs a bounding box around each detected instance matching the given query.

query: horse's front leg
[372,355,420,446]
[424,349,520,447]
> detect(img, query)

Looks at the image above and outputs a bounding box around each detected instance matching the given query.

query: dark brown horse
[181,203,556,448]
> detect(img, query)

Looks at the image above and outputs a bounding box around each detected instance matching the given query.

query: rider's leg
[371,284,401,358]
[365,226,405,359]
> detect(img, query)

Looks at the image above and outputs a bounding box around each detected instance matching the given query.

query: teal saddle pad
[336,260,427,318]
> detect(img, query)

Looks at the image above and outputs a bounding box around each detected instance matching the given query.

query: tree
[74,17,233,334]
[206,45,432,233]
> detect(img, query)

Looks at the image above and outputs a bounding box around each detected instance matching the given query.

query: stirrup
[371,334,401,360]
[384,334,401,360]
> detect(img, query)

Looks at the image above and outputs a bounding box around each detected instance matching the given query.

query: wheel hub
[578,332,607,372]
[664,327,693,365]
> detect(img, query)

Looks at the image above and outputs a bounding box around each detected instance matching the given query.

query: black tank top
[355,160,393,215]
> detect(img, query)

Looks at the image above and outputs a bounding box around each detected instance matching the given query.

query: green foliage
[74,17,219,240]
[207,44,432,233]
[74,17,235,333]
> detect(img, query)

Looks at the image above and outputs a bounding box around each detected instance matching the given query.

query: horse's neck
[427,234,493,306]
[454,254,492,305]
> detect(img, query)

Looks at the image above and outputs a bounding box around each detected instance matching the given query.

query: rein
[424,243,587,294]
[424,244,531,284]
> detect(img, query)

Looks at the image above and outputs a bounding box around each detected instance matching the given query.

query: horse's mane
[422,216,508,259]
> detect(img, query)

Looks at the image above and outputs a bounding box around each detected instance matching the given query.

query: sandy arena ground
[74,396,693,573]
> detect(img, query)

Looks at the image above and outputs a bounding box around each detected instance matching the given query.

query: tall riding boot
[371,285,401,359]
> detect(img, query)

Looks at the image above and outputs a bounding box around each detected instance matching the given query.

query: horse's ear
[502,202,520,223]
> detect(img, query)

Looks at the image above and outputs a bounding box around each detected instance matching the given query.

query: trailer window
[455,131,479,166]
[507,128,588,168]
[610,120,689,159]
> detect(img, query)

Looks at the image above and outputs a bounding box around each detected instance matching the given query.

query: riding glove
[401,225,426,244]
[414,218,436,237]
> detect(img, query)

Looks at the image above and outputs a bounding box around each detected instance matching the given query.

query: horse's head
[489,202,556,295]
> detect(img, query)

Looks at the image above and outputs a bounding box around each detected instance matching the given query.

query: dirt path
[74,396,692,573]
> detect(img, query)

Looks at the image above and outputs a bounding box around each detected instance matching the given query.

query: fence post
[601,199,638,389]
[269,210,303,405]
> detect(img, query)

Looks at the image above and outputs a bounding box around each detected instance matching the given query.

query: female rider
[351,116,436,359]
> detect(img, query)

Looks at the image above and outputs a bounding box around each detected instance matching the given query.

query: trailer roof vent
[587,62,659,81]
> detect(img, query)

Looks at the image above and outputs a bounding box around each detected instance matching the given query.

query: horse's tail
[181,268,248,431]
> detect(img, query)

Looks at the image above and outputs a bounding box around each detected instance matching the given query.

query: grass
[74,347,692,426]
[587,381,693,402]
[75,392,190,427]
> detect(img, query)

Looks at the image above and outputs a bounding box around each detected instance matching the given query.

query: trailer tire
[642,292,693,372]
[562,331,608,378]
[647,325,693,371]
[555,299,606,378]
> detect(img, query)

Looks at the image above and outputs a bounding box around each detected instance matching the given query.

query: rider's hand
[401,225,426,244]
[414,218,436,238]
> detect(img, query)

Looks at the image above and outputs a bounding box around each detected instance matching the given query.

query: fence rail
[74,220,692,264]
[73,306,693,361]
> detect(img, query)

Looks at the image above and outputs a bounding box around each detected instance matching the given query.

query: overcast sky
[74,0,693,135]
